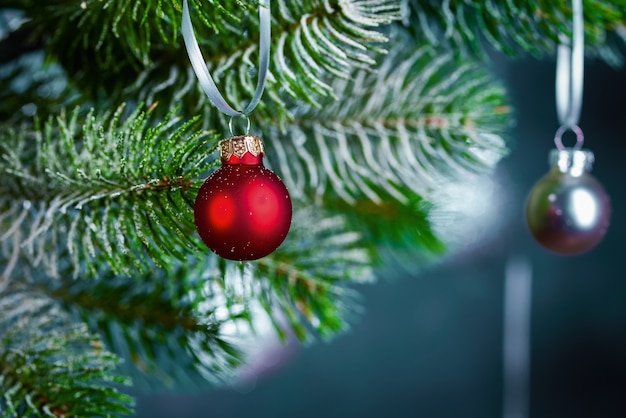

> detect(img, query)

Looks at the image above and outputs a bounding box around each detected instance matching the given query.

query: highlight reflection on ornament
[525,148,611,255]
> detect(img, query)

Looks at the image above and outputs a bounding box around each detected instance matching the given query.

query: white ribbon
[556,0,584,128]
[182,0,271,118]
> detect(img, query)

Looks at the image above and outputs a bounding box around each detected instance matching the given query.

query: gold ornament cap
[220,135,265,165]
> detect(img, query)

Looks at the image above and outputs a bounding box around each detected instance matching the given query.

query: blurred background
[136,54,626,418]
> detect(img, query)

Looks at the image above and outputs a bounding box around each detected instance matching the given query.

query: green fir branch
[0,288,133,417]
[268,0,401,103]
[270,31,509,207]
[45,264,246,390]
[260,30,508,260]
[0,1,251,103]
[101,0,402,125]
[0,104,218,279]
[11,0,249,75]
[256,207,374,340]
[16,204,374,390]
[4,1,401,121]
[407,0,626,64]
[327,190,447,265]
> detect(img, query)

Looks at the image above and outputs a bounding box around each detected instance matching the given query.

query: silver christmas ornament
[526,148,611,255]
[525,0,612,255]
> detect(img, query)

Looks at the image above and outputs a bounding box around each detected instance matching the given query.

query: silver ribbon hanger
[182,0,271,128]
[554,0,584,150]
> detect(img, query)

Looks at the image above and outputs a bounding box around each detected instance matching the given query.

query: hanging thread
[181,0,271,126]
[555,0,584,149]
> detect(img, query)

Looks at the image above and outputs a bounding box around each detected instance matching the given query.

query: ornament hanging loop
[554,124,584,150]
[556,0,584,129]
[228,114,251,137]
[181,0,271,118]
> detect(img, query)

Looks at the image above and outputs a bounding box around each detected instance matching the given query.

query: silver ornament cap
[525,148,611,255]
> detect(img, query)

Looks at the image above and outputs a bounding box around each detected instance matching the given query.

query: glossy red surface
[194,160,292,260]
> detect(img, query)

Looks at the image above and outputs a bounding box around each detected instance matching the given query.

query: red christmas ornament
[194,135,292,261]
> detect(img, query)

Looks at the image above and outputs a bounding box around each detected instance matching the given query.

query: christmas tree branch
[4,1,401,121]
[0,104,217,278]
[1,203,375,389]
[43,264,246,390]
[16,208,373,391]
[0,288,134,417]
[11,0,250,72]
[270,33,509,207]
[256,207,374,340]
[327,191,446,264]
[248,31,509,262]
[407,0,626,64]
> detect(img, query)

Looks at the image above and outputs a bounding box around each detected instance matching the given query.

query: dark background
[136,55,626,418]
